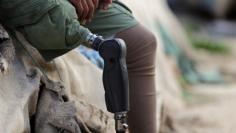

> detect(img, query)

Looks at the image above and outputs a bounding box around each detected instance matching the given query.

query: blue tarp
[77,46,104,69]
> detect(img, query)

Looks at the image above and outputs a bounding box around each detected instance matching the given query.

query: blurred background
[80,0,236,132]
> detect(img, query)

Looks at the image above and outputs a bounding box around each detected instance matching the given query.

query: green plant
[191,39,230,54]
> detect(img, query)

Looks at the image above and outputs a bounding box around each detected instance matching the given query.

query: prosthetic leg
[87,34,129,133]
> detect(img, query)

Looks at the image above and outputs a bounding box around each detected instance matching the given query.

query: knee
[135,31,157,70]
[130,25,157,56]
[131,27,157,60]
[141,30,157,54]
[116,24,158,68]
[116,24,158,52]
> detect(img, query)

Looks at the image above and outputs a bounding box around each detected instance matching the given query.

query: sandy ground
[167,86,236,133]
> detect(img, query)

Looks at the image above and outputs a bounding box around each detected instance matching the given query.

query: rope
[14,32,64,82]
[13,31,64,82]
[10,30,50,80]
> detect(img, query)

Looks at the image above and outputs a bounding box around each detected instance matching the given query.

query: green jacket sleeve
[0,0,92,61]
[0,0,58,28]
[19,0,91,50]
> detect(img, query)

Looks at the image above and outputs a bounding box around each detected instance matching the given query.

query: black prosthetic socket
[92,37,130,133]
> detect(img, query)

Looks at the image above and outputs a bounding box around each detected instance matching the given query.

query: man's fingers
[74,1,84,20]
[93,0,99,9]
[77,1,84,18]
[70,0,97,24]
[99,0,112,10]
[70,0,83,18]
[81,0,89,22]
[86,0,95,22]
[99,3,105,10]
[103,4,107,10]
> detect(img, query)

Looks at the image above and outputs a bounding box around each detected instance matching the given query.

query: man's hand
[70,0,99,24]
[70,0,112,24]
[99,0,112,10]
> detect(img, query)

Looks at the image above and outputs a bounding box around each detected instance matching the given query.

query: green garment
[18,0,91,50]
[0,0,57,28]
[0,0,138,61]
[86,1,137,37]
[40,1,138,61]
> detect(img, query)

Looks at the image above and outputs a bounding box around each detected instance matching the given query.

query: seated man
[0,0,157,132]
